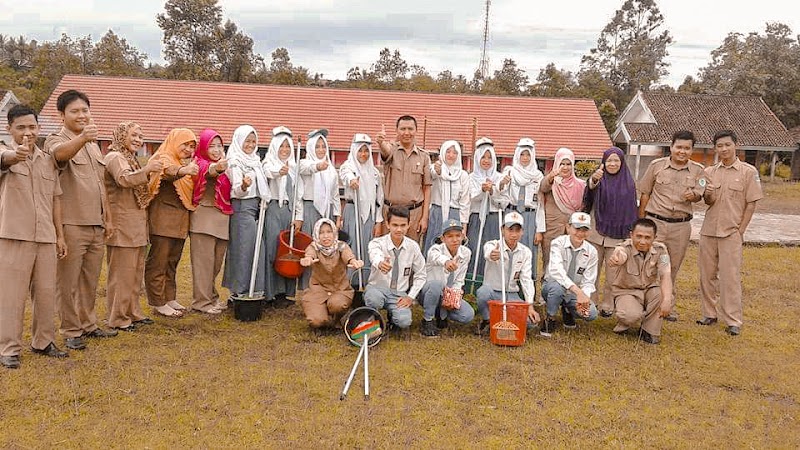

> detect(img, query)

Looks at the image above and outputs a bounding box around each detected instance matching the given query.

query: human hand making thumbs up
[81,118,98,143]
[489,242,501,261]
[591,163,605,183]
[378,254,393,274]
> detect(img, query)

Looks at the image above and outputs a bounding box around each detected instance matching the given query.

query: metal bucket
[343,306,386,347]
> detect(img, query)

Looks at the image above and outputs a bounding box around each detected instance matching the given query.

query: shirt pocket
[655,171,671,185]
[7,163,30,191]
[71,152,94,178]
[40,168,57,195]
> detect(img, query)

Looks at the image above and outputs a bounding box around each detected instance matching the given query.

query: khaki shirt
[382,145,432,205]
[638,157,706,219]
[43,127,106,226]
[305,242,356,292]
[148,177,190,239]
[610,240,670,295]
[103,152,150,247]
[700,159,763,238]
[189,177,230,240]
[0,145,62,243]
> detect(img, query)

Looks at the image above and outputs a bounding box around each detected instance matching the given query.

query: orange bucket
[274,230,313,279]
[488,300,528,347]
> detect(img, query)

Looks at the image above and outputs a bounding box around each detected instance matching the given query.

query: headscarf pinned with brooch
[148,128,198,211]
[551,147,585,215]
[582,147,638,239]
[312,217,339,257]
[192,128,232,215]
[108,121,154,209]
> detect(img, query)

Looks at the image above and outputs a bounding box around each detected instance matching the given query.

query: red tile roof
[623,92,797,149]
[39,75,611,159]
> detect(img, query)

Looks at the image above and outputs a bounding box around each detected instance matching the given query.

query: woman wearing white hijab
[502,138,545,281]
[262,126,303,307]
[222,125,268,297]
[423,140,470,254]
[466,137,511,276]
[298,129,340,232]
[298,129,340,289]
[339,133,384,278]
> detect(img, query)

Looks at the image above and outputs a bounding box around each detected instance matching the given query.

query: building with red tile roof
[39,75,611,168]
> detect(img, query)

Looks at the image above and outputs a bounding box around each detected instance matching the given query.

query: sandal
[167,301,186,311]
[154,305,184,318]
[193,305,224,315]
[214,300,228,311]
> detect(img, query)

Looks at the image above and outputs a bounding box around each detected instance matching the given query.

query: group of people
[0,91,762,369]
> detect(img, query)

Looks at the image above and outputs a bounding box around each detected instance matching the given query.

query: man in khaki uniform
[638,130,706,322]
[607,218,672,344]
[375,115,432,242]
[0,105,69,369]
[44,90,117,351]
[698,130,762,336]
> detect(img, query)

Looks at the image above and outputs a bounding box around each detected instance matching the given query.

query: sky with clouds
[1,0,798,86]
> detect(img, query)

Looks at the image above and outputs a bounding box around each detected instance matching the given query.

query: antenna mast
[477,0,491,79]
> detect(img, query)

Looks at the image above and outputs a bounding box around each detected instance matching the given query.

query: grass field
[1,183,799,448]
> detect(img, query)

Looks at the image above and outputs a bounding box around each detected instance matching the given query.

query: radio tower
[477,0,491,80]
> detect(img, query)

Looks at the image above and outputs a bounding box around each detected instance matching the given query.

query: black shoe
[434,306,448,329]
[420,319,440,338]
[726,326,741,336]
[1,355,20,369]
[31,342,68,358]
[65,336,87,350]
[112,324,137,332]
[664,311,679,322]
[83,328,118,338]
[475,319,490,336]
[542,316,558,334]
[599,309,613,318]
[133,317,154,326]
[273,294,294,309]
[561,305,576,329]
[696,317,718,326]
[639,329,660,344]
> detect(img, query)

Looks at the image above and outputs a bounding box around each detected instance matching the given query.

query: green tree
[91,30,147,77]
[157,0,222,80]
[266,47,311,85]
[0,35,37,71]
[481,58,528,95]
[435,70,469,93]
[581,0,673,107]
[215,20,262,82]
[693,22,800,128]
[371,48,408,84]
[529,63,578,97]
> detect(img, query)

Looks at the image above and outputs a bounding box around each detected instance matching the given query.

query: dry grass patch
[1,246,799,448]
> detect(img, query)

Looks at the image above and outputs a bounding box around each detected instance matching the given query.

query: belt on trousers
[272,200,290,207]
[384,200,423,211]
[647,212,693,223]
[509,205,536,212]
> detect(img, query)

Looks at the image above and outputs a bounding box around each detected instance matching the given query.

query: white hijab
[263,132,296,206]
[438,140,463,214]
[227,125,268,200]
[471,145,500,182]
[342,140,382,223]
[305,133,337,217]
[507,140,544,204]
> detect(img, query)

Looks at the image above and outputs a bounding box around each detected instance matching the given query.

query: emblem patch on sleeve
[659,254,670,265]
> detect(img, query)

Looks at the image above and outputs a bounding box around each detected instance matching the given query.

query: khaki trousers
[0,239,57,356]
[699,233,744,327]
[614,286,664,336]
[590,242,614,312]
[190,232,228,312]
[145,235,186,307]
[57,224,105,338]
[301,286,353,328]
[651,218,691,312]
[106,246,147,328]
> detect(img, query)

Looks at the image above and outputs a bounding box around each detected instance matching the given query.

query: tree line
[1,0,799,133]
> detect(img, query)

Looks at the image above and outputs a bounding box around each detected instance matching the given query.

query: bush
[575,160,599,179]
[759,162,792,179]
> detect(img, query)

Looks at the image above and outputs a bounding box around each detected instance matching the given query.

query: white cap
[569,212,591,229]
[353,133,372,144]
[307,128,329,138]
[475,136,493,148]
[272,126,292,137]
[504,211,524,228]
[517,137,535,148]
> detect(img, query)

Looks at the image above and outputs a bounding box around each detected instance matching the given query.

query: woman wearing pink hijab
[539,147,586,276]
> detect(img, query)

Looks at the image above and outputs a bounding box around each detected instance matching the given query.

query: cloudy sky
[2,0,798,86]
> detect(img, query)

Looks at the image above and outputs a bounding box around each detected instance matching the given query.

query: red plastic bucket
[488,300,528,347]
[274,230,313,279]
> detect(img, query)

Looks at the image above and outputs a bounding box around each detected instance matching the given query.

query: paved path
[690,212,800,246]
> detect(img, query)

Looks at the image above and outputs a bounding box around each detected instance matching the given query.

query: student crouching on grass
[0,105,69,369]
[475,211,539,336]
[299,218,364,331]
[364,206,427,333]
[418,219,474,338]
[103,121,162,331]
[144,128,199,319]
[189,129,232,314]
